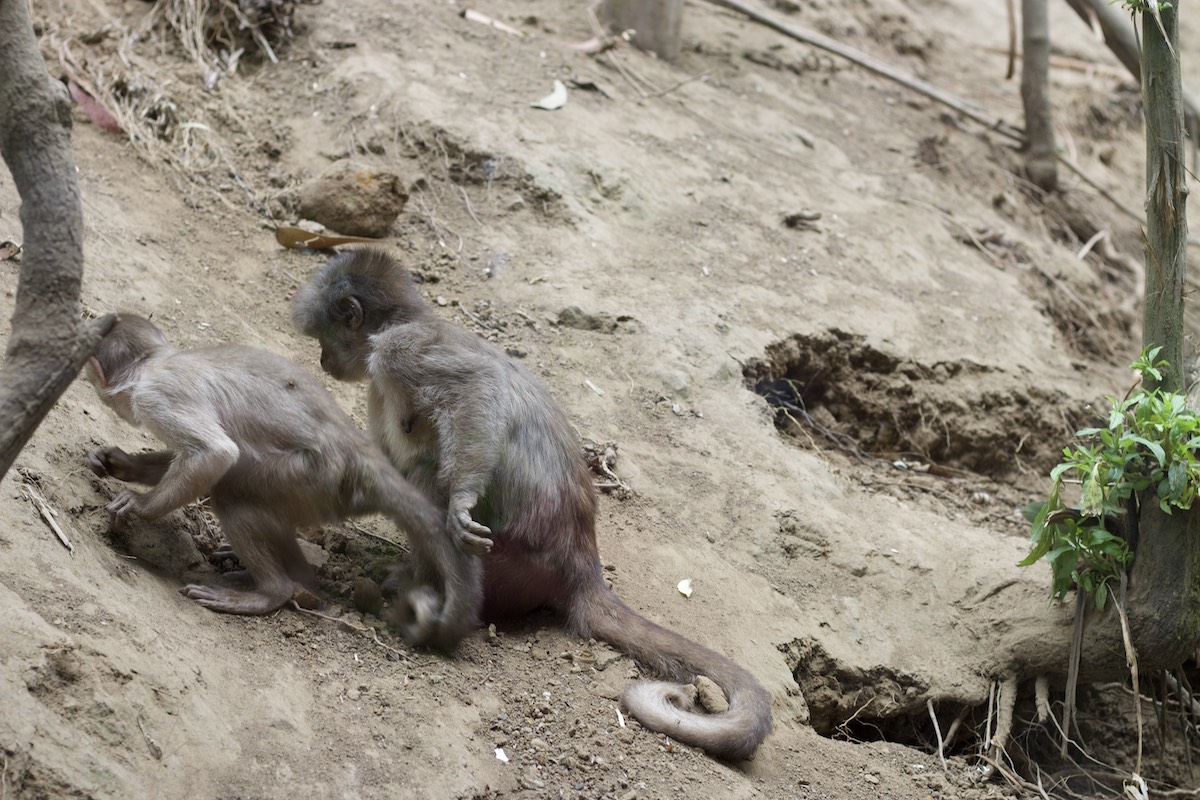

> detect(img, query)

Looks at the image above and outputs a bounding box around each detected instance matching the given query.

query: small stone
[351,577,384,616]
[694,676,729,714]
[298,160,408,237]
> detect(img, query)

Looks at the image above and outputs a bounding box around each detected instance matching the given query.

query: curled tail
[568,584,772,761]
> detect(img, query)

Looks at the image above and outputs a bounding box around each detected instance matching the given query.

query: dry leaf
[66,80,122,134]
[531,80,568,111]
[0,240,21,262]
[275,226,381,250]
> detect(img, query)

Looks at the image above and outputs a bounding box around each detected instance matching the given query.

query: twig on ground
[705,0,1200,247]
[21,482,73,554]
[136,713,163,760]
[455,300,493,330]
[1077,230,1107,260]
[288,601,413,664]
[344,521,408,552]
[458,186,482,226]
[703,0,1022,139]
[647,70,711,99]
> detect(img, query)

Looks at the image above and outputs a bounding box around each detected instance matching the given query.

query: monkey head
[293,248,430,382]
[85,314,170,424]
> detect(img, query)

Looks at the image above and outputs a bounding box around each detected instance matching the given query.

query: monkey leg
[180,503,311,615]
[406,545,485,652]
[347,456,484,649]
[87,447,174,486]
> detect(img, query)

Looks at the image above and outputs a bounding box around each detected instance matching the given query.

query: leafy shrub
[1022,348,1200,607]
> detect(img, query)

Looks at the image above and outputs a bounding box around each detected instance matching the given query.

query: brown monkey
[293,249,772,761]
[83,313,482,650]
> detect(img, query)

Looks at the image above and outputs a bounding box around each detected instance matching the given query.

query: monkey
[293,249,772,761]
[83,313,483,651]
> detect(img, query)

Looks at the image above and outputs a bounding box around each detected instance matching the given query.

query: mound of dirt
[3,0,1198,798]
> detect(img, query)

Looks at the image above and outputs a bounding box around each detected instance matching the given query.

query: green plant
[1021,347,1200,607]
[1109,1,1174,14]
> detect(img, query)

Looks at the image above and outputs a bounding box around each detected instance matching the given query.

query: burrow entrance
[743,330,1088,480]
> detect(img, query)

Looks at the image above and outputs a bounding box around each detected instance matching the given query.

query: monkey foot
[179,582,291,615]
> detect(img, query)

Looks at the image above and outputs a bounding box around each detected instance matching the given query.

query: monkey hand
[389,585,442,646]
[450,507,493,555]
[87,446,131,479]
[105,489,145,532]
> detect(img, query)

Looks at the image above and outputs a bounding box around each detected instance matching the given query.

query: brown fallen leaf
[0,240,21,262]
[66,80,122,134]
[274,226,382,250]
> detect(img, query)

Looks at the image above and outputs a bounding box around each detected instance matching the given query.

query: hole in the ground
[780,637,980,751]
[743,329,1089,480]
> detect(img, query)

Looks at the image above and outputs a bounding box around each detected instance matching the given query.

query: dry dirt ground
[3,0,1200,797]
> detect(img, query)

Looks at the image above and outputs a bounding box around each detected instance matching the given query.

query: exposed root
[288,600,413,664]
[1036,674,1052,723]
[1112,575,1143,776]
[927,699,948,772]
[992,674,1018,764]
[1063,595,1086,756]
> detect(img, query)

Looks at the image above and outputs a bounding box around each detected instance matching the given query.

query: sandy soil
[2,0,1198,797]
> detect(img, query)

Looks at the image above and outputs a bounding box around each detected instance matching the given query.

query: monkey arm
[87,447,174,486]
[429,397,503,553]
[110,401,239,523]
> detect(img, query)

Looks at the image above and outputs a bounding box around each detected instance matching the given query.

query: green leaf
[1019,537,1052,567]
[1169,461,1187,501]
[1080,463,1105,517]
[1021,500,1047,523]
[1094,581,1108,610]
[1049,462,1075,483]
[1130,435,1166,466]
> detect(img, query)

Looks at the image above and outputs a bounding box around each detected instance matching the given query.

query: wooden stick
[22,483,73,554]
[705,0,1200,248]
[703,0,1025,142]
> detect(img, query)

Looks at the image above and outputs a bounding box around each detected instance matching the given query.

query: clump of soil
[744,329,1090,480]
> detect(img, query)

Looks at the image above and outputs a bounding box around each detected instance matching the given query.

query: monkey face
[318,335,371,382]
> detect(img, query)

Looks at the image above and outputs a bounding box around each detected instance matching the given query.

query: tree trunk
[0,0,114,482]
[794,2,1200,739]
[1139,6,1188,393]
[601,0,684,62]
[1021,0,1057,191]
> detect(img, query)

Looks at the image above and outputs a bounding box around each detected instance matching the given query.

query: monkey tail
[567,584,772,761]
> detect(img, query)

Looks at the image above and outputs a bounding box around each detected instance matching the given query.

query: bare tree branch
[1060,0,1200,132]
[0,0,115,482]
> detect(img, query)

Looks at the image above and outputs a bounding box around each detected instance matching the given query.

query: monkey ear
[336,296,365,331]
[85,355,108,389]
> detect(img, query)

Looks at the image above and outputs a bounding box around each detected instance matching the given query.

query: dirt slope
[2,0,1196,797]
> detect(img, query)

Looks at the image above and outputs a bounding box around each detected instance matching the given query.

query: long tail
[568,584,772,761]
